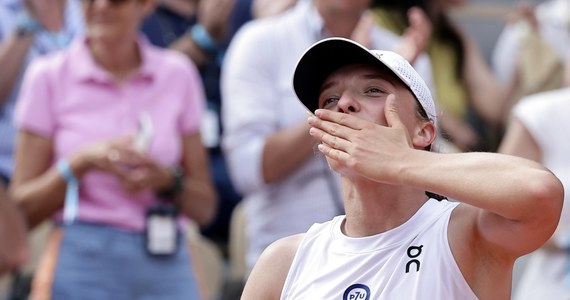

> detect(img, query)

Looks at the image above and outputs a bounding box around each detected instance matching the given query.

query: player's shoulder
[242,234,304,300]
[261,233,304,264]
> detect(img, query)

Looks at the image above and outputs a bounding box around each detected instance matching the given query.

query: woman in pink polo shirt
[9,0,216,299]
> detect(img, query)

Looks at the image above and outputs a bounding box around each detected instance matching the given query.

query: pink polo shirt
[15,37,205,231]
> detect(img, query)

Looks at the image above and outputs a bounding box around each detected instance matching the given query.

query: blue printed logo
[343,284,371,300]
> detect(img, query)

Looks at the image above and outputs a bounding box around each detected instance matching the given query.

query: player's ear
[412,120,436,150]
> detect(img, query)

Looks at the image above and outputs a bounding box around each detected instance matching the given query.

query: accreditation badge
[144,204,179,256]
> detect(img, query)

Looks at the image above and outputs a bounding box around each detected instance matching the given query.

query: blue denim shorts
[51,222,200,300]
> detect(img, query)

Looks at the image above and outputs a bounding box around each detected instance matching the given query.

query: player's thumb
[385,94,404,129]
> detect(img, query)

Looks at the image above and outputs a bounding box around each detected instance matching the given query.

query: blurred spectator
[0,181,27,276]
[229,0,253,38]
[251,0,297,19]
[140,0,242,254]
[492,0,570,119]
[0,0,82,297]
[499,86,570,300]
[0,0,83,185]
[566,50,570,86]
[221,0,434,277]
[372,0,506,152]
[9,0,216,298]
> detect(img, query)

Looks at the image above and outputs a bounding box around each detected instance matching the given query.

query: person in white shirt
[500,86,570,300]
[492,0,570,121]
[493,0,570,86]
[221,0,434,276]
[241,37,564,300]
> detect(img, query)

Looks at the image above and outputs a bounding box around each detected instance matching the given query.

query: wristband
[15,11,41,38]
[157,166,184,202]
[189,24,218,54]
[56,159,79,224]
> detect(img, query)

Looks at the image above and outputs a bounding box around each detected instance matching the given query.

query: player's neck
[341,181,428,237]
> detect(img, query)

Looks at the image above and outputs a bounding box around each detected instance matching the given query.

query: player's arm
[241,234,302,300]
[309,102,562,258]
[409,150,562,256]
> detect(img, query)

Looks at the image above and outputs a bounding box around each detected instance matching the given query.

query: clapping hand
[71,136,171,195]
[507,3,538,30]
[24,0,65,31]
[395,7,432,64]
[351,10,375,49]
[198,0,236,42]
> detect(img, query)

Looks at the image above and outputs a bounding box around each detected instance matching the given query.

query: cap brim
[293,38,386,114]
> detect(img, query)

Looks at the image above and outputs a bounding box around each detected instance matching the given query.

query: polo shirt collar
[70,35,156,84]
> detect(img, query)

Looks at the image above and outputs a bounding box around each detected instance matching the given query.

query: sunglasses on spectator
[81,0,134,5]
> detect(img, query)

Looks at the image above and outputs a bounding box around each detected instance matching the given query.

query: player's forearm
[399,150,563,222]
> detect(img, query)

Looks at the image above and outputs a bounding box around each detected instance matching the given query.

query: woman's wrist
[67,154,92,179]
[15,10,41,39]
[188,23,218,55]
[155,166,174,191]
[157,166,184,201]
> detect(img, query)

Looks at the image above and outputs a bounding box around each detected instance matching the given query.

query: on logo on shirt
[405,245,424,273]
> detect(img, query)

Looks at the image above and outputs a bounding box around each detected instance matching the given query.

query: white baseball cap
[292,37,437,126]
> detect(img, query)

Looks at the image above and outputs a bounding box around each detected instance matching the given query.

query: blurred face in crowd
[253,0,298,19]
[25,0,67,31]
[315,0,372,17]
[81,0,155,42]
[437,0,467,9]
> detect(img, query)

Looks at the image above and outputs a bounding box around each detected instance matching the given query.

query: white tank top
[280,199,478,300]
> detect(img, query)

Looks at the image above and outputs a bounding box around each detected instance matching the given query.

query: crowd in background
[0,0,569,299]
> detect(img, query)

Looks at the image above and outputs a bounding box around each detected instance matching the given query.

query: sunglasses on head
[81,0,133,5]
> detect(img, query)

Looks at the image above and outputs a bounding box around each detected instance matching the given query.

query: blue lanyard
[56,159,79,224]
